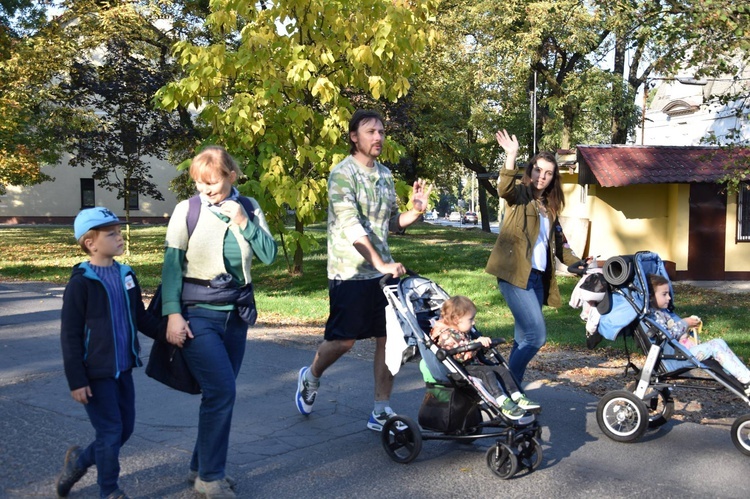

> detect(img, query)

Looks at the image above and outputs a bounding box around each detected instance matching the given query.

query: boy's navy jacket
[60,261,163,391]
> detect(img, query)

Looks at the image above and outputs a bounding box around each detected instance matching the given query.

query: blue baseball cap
[74,207,123,240]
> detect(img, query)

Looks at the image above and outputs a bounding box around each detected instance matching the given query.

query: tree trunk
[477,182,490,232]
[611,34,628,144]
[560,102,576,150]
[292,216,305,275]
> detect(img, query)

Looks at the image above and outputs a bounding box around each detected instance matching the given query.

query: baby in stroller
[379,274,544,477]
[430,296,541,419]
[647,274,750,396]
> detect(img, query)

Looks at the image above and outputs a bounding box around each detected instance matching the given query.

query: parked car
[462,212,478,224]
[423,210,438,221]
[448,211,461,222]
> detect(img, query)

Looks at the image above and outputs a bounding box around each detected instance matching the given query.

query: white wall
[0,154,180,221]
[637,67,750,146]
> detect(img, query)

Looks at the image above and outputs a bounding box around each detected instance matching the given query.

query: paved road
[1,282,749,498]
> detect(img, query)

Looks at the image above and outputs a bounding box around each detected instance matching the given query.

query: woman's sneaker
[187,471,236,490]
[513,394,542,413]
[498,398,526,420]
[194,477,236,499]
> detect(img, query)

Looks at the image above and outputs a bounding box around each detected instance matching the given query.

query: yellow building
[561,145,750,281]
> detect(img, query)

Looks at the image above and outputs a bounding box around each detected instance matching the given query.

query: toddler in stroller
[581,251,750,456]
[430,295,541,419]
[647,274,750,396]
[379,273,543,479]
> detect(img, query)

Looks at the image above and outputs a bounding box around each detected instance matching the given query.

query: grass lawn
[1,222,749,358]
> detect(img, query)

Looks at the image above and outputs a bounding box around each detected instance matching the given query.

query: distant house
[0,153,179,225]
[639,67,750,147]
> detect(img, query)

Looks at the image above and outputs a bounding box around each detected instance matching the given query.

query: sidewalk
[2,282,749,498]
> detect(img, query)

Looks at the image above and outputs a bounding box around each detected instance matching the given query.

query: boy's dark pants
[79,371,135,498]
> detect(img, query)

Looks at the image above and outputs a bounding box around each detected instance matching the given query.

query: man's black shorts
[324,277,397,341]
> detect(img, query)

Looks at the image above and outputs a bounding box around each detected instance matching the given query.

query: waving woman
[485,131,581,383]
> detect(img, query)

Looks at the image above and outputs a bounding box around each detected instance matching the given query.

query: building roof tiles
[576,145,750,187]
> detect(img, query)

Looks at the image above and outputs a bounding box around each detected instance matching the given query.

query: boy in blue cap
[57,207,163,499]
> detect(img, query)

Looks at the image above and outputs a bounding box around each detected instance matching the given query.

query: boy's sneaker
[104,489,130,499]
[499,398,527,420]
[187,470,236,490]
[367,407,405,432]
[56,445,88,497]
[513,394,542,412]
[195,477,236,499]
[295,366,318,415]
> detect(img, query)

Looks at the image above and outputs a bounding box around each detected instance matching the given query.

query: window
[80,179,95,208]
[738,182,750,242]
[124,178,139,211]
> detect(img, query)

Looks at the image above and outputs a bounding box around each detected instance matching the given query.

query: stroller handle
[439,338,505,360]
[378,269,417,289]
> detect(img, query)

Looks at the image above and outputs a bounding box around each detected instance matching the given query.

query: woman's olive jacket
[484,168,580,308]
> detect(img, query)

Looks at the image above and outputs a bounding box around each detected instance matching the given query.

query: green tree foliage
[388,0,537,231]
[1,1,205,197]
[0,0,62,193]
[394,1,749,228]
[408,1,748,154]
[64,36,186,251]
[157,0,438,274]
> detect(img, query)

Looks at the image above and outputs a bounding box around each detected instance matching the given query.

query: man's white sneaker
[295,366,318,415]
[367,407,406,432]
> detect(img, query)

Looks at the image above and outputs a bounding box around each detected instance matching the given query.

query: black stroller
[379,272,542,479]
[579,251,750,455]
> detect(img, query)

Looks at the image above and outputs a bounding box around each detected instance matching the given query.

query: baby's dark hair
[440,295,477,326]
[647,273,670,306]
[648,273,669,291]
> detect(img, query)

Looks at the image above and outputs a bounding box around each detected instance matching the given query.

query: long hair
[348,109,384,155]
[440,295,477,327]
[521,151,564,219]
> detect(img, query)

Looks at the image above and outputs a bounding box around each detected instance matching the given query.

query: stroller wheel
[381,415,422,464]
[731,414,750,456]
[596,390,649,443]
[515,436,543,471]
[485,443,518,479]
[626,382,674,428]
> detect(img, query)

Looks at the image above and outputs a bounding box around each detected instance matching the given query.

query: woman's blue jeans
[80,371,135,498]
[498,272,545,383]
[181,306,247,482]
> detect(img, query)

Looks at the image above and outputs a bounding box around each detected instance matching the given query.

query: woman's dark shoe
[104,488,130,499]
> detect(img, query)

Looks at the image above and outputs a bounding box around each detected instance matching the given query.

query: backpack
[145,194,258,395]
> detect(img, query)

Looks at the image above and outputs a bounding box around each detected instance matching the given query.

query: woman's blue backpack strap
[186,195,257,238]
